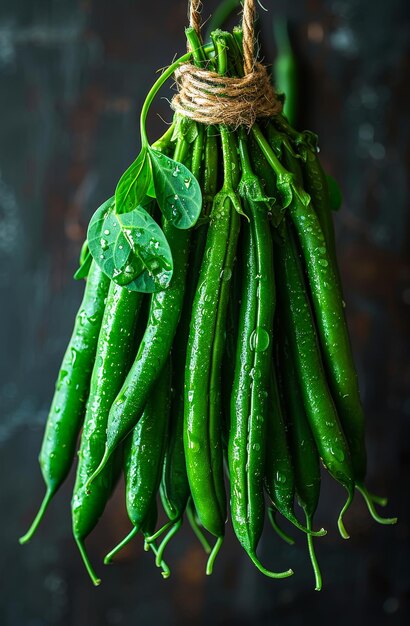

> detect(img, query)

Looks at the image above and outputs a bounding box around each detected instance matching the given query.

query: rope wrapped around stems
[172,62,282,128]
[175,0,282,128]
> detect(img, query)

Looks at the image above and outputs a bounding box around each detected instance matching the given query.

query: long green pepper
[278,334,323,590]
[104,359,171,564]
[20,262,110,544]
[71,281,143,584]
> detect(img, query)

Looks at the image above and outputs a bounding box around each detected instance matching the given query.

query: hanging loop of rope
[189,0,255,73]
[177,0,281,126]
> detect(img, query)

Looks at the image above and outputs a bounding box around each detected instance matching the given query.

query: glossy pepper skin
[229,213,291,579]
[285,147,366,484]
[160,127,208,526]
[265,366,297,523]
[299,147,338,269]
[274,219,354,538]
[104,360,172,566]
[278,334,323,590]
[72,281,143,583]
[124,359,171,529]
[286,182,367,484]
[184,125,240,541]
[265,121,367,485]
[20,261,110,544]
[228,130,291,579]
[279,335,321,521]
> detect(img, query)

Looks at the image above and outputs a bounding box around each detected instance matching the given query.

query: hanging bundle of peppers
[20,0,396,590]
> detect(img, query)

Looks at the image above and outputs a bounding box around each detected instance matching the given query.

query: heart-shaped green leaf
[87,196,173,292]
[115,148,152,214]
[148,148,202,229]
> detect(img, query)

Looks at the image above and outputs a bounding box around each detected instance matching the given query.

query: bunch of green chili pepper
[20,18,396,592]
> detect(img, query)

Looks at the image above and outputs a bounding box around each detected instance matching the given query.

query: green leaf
[87,196,173,293]
[74,249,92,280]
[171,115,198,145]
[115,148,152,214]
[148,148,202,229]
[326,174,343,212]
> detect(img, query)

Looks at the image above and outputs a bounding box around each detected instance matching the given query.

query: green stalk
[19,489,53,545]
[139,43,213,147]
[251,125,291,179]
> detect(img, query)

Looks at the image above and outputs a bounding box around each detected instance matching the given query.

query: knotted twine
[171,0,282,128]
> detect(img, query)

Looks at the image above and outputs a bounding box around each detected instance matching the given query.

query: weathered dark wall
[0,1,409,625]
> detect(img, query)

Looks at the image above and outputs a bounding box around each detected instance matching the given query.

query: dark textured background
[0,1,409,625]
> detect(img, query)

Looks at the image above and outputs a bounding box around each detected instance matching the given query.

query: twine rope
[176,0,282,127]
[172,62,281,127]
[242,0,256,75]
[188,0,203,46]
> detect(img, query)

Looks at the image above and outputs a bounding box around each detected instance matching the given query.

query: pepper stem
[279,505,326,537]
[356,484,397,526]
[306,512,323,592]
[145,539,171,579]
[75,537,101,586]
[337,486,354,539]
[267,507,295,546]
[19,488,54,544]
[206,536,224,575]
[248,551,294,580]
[186,501,212,554]
[144,520,173,544]
[104,526,139,565]
[155,519,183,567]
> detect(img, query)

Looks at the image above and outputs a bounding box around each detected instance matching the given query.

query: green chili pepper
[229,139,292,577]
[71,281,143,584]
[275,123,394,521]
[20,262,110,544]
[156,127,209,546]
[265,361,325,538]
[274,218,354,538]
[150,126,207,548]
[292,144,340,276]
[278,334,323,590]
[104,359,171,564]
[184,129,240,570]
[286,169,396,521]
[184,37,241,573]
[184,131,238,563]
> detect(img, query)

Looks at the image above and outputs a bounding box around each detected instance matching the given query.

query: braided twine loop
[172,0,282,128]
